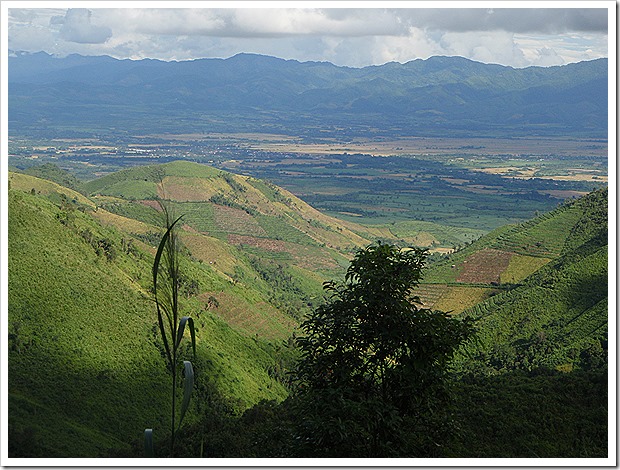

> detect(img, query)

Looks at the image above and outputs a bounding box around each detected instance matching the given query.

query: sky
[4,1,612,68]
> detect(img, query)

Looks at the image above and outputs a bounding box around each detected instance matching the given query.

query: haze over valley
[5,4,612,463]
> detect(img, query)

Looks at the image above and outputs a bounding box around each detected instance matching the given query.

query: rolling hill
[8,170,298,457]
[7,161,608,458]
[455,189,608,373]
[413,188,608,374]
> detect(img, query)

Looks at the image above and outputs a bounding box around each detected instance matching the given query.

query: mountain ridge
[8,52,607,138]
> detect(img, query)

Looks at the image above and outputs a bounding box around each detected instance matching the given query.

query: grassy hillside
[417,190,607,315]
[8,163,608,458]
[84,160,369,268]
[80,162,384,332]
[452,189,608,373]
[8,176,293,457]
[20,162,84,192]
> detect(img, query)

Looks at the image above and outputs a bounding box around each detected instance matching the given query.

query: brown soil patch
[227,234,287,252]
[214,205,267,236]
[139,199,163,211]
[457,249,513,284]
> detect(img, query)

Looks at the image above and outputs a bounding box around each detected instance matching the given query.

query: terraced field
[433,286,495,314]
[489,207,582,258]
[198,291,298,341]
[500,254,552,284]
[456,249,513,284]
[419,194,603,315]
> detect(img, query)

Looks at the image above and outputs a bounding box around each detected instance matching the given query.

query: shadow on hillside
[445,368,608,458]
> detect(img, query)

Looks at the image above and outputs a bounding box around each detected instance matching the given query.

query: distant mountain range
[8,51,608,138]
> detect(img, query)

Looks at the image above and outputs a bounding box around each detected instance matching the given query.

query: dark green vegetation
[8,52,606,139]
[7,162,607,459]
[8,169,294,457]
[149,201,197,456]
[292,243,474,457]
[454,189,608,374]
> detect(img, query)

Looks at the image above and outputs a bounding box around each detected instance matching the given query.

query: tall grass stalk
[148,200,196,456]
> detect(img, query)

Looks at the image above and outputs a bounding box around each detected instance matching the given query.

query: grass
[9,392,132,458]
[447,369,607,458]
[378,219,485,248]
[8,187,291,457]
[8,159,607,457]
[500,254,552,284]
[432,286,495,315]
[455,243,608,372]
[489,205,583,257]
[9,172,94,208]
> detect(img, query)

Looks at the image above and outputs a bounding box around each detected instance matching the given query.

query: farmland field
[9,133,607,251]
[457,249,513,284]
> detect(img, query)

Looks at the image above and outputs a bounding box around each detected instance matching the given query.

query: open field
[243,135,607,159]
[9,133,607,248]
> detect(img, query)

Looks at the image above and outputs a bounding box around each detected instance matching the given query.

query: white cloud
[440,31,528,67]
[394,7,608,34]
[6,6,609,68]
[52,8,112,44]
[370,28,443,65]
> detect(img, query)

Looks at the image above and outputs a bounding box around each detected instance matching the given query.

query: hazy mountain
[8,52,608,138]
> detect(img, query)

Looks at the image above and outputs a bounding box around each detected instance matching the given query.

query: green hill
[450,189,608,373]
[8,174,295,457]
[80,160,388,327]
[21,162,85,192]
[417,190,607,316]
[7,162,608,458]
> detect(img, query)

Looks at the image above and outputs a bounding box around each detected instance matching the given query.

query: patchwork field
[456,249,513,284]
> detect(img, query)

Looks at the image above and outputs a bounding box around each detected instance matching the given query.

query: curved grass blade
[156,304,172,365]
[152,214,183,291]
[144,428,154,457]
[152,214,183,365]
[176,316,196,358]
[177,361,194,432]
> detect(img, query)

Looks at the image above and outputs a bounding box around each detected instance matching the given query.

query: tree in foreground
[145,200,196,457]
[293,242,475,457]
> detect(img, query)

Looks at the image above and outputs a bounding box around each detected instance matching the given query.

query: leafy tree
[293,242,474,457]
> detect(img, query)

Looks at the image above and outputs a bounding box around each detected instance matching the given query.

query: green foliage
[560,188,608,255]
[8,189,171,456]
[7,187,289,457]
[7,160,608,459]
[98,199,162,227]
[255,214,318,245]
[247,256,317,320]
[151,201,197,456]
[293,242,475,457]
[82,164,163,197]
[22,163,85,192]
[246,178,292,204]
[445,369,607,457]
[453,190,608,374]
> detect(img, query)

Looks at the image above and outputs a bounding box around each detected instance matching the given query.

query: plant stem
[171,361,176,455]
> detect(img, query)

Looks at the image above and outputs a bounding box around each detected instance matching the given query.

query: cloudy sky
[5,2,611,68]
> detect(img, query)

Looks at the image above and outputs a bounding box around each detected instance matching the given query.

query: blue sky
[5,2,611,68]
